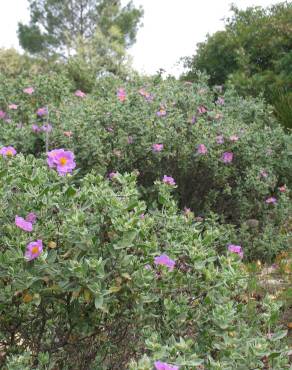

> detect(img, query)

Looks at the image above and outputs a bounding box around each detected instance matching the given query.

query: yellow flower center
[31,246,39,255]
[6,150,13,156]
[59,157,68,166]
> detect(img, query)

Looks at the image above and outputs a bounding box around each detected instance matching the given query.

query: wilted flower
[197,144,207,155]
[230,135,239,142]
[216,97,225,105]
[221,152,233,163]
[9,104,18,110]
[26,212,37,224]
[279,185,286,193]
[25,240,43,261]
[32,124,41,133]
[154,361,179,370]
[191,116,197,124]
[23,87,34,95]
[47,149,76,176]
[163,175,175,186]
[64,131,73,137]
[228,244,243,259]
[216,135,224,144]
[152,143,164,152]
[0,110,6,119]
[15,216,33,232]
[260,170,268,178]
[266,197,277,204]
[197,105,207,115]
[117,88,126,102]
[154,254,175,271]
[0,146,17,157]
[75,90,86,98]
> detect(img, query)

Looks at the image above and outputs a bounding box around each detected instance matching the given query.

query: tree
[182,2,292,96]
[18,0,143,58]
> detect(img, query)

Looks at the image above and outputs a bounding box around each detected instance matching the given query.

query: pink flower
[32,124,41,133]
[9,104,18,110]
[190,116,197,124]
[228,244,243,259]
[127,136,133,144]
[0,110,6,119]
[279,185,286,193]
[117,88,126,102]
[216,135,224,144]
[154,254,176,271]
[75,90,86,98]
[37,107,48,117]
[140,213,145,220]
[221,152,233,163]
[109,171,118,179]
[25,240,43,261]
[139,88,153,101]
[152,143,164,152]
[266,197,277,204]
[230,135,239,142]
[47,149,76,176]
[156,107,167,117]
[163,175,175,186]
[106,127,114,132]
[15,216,33,232]
[197,105,207,115]
[23,87,34,95]
[41,124,52,133]
[0,146,17,157]
[154,361,179,370]
[197,144,207,155]
[25,212,37,224]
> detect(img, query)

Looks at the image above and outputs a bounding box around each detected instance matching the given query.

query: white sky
[0,0,285,76]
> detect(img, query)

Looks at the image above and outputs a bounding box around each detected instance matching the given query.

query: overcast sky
[0,0,284,76]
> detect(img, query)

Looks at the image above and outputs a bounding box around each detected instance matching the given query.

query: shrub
[0,154,290,369]
[0,72,291,261]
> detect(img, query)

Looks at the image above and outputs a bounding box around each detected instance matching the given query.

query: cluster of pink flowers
[117,88,126,102]
[0,146,17,157]
[47,149,76,176]
[152,143,164,152]
[163,175,175,186]
[154,254,176,271]
[75,90,86,98]
[228,244,243,259]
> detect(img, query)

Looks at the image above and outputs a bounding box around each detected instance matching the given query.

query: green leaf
[94,295,104,310]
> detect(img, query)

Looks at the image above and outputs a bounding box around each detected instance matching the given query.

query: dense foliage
[182,2,292,127]
[0,72,291,262]
[0,155,290,369]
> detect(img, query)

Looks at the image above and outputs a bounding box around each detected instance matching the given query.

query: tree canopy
[18,0,143,57]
